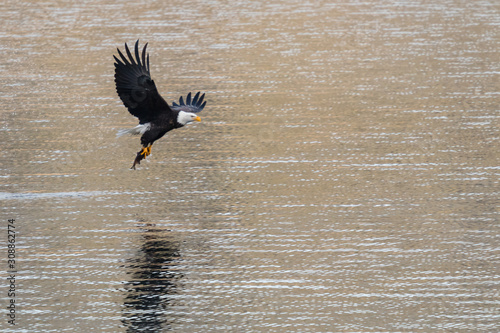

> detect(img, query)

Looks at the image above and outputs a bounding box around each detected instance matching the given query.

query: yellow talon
[140,144,152,157]
[132,144,153,169]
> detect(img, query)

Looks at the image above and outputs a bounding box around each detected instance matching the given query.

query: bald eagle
[114,40,206,169]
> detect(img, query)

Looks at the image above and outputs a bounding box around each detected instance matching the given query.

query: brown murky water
[1,0,499,332]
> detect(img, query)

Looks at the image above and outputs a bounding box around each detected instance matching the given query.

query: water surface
[1,0,499,332]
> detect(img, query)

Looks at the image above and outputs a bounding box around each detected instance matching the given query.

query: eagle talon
[139,145,152,157]
[131,145,152,170]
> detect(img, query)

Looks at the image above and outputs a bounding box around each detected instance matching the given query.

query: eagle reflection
[122,224,183,332]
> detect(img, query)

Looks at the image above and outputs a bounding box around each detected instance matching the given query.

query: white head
[177,111,201,126]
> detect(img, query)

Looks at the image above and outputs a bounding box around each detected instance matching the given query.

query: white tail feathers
[116,123,151,137]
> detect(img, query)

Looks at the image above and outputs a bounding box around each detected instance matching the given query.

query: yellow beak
[194,116,201,122]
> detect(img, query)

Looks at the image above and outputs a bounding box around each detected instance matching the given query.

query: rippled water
[1,0,499,332]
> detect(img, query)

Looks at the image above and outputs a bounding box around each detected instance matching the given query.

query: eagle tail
[117,123,151,137]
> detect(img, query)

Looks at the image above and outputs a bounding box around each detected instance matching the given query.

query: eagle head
[177,111,201,126]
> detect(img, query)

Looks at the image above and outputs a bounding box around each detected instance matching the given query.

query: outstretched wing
[114,40,172,123]
[171,92,207,113]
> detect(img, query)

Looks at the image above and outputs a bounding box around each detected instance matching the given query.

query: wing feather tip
[134,40,141,67]
[197,93,206,107]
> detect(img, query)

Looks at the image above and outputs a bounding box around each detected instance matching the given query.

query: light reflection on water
[1,0,499,332]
